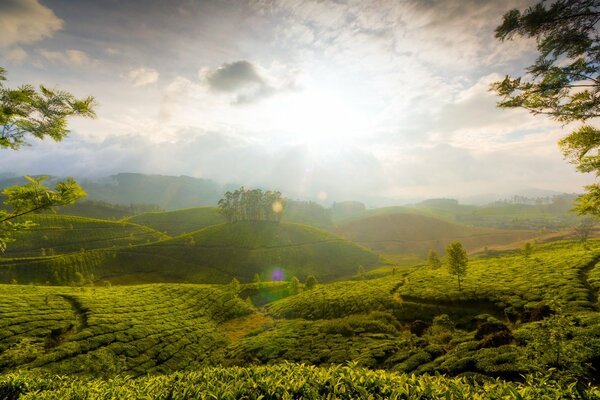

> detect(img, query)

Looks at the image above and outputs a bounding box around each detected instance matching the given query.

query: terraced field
[0,221,382,285]
[125,207,224,236]
[1,239,600,384]
[0,284,252,376]
[3,214,168,258]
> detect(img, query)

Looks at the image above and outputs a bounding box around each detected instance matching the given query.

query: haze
[0,0,594,204]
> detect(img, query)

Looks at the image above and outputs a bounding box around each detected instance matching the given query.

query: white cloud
[0,0,63,48]
[6,47,27,63]
[128,67,159,87]
[38,49,91,66]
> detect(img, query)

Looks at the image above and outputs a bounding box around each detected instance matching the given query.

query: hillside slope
[2,214,168,258]
[0,221,381,285]
[126,207,225,236]
[333,213,537,259]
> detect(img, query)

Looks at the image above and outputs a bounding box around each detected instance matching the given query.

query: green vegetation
[3,214,167,258]
[0,284,251,376]
[0,66,94,253]
[0,221,381,285]
[446,241,468,291]
[218,187,284,223]
[0,239,600,391]
[3,364,599,399]
[126,206,224,236]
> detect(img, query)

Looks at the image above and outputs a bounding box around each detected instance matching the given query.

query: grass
[125,207,224,236]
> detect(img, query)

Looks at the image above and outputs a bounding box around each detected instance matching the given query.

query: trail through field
[57,295,89,330]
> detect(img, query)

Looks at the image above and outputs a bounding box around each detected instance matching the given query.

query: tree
[305,274,317,289]
[575,216,596,241]
[521,242,534,258]
[492,1,600,215]
[427,249,442,269]
[445,241,468,291]
[0,67,95,252]
[288,276,300,295]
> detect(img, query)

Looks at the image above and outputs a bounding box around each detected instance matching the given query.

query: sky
[0,0,595,204]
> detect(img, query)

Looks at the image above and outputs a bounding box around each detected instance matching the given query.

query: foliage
[0,284,252,376]
[0,67,95,252]
[428,249,442,268]
[521,242,533,258]
[3,363,600,400]
[446,241,468,291]
[218,187,284,223]
[0,177,87,252]
[492,1,600,215]
[0,66,96,150]
[305,274,317,289]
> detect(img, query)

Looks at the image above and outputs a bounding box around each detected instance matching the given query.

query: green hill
[2,214,168,258]
[333,213,537,261]
[0,221,381,285]
[125,207,225,236]
[0,239,599,385]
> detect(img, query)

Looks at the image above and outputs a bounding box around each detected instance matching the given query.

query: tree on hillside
[427,249,442,269]
[521,242,534,258]
[305,274,317,289]
[446,241,468,291]
[217,187,284,223]
[575,216,596,241]
[0,67,95,252]
[492,1,600,216]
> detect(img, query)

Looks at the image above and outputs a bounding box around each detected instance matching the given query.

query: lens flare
[272,200,283,214]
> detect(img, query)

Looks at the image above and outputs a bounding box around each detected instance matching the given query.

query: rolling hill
[333,213,538,261]
[2,214,168,258]
[0,221,381,285]
[125,207,225,236]
[0,239,599,392]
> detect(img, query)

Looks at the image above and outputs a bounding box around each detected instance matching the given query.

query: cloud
[128,67,160,87]
[6,47,27,63]
[200,60,298,104]
[38,49,91,66]
[0,0,63,48]
[204,61,263,92]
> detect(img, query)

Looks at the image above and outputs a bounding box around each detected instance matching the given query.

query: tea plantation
[1,239,600,397]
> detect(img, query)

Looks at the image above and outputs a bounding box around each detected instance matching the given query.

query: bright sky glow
[0,0,595,204]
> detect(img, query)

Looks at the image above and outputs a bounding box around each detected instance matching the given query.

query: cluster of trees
[218,187,284,223]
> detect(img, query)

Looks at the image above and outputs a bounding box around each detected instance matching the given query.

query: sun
[263,87,370,143]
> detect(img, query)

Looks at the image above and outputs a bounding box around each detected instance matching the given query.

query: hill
[0,221,381,285]
[333,213,537,261]
[0,239,599,386]
[2,214,168,258]
[125,207,225,236]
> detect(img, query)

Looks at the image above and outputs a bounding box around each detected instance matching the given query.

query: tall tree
[492,1,600,215]
[0,67,95,252]
[446,241,468,291]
